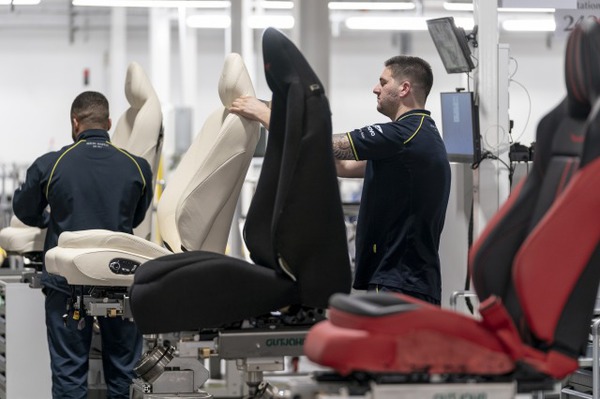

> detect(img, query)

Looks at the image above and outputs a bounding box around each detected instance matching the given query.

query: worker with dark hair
[13,90,153,398]
[231,55,450,305]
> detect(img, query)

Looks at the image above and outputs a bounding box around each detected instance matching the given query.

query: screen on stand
[440,91,481,163]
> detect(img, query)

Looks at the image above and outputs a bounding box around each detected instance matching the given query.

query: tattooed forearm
[332,134,355,160]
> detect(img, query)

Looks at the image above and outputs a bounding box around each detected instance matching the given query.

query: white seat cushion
[45,230,171,286]
[0,215,46,254]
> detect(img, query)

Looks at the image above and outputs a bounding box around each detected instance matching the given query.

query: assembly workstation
[0,1,599,398]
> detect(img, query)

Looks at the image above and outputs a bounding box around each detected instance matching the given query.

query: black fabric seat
[129,28,352,334]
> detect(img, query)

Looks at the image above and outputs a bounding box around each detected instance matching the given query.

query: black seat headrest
[565,19,600,118]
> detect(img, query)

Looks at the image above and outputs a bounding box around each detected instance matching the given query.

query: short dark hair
[384,55,433,103]
[70,91,110,128]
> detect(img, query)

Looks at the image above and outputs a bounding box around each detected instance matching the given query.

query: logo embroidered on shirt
[86,141,109,149]
[367,125,375,137]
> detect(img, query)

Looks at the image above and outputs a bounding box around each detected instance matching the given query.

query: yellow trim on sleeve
[346,132,360,161]
[45,140,87,199]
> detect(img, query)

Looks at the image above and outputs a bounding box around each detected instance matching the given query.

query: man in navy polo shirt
[230,55,450,305]
[335,55,450,305]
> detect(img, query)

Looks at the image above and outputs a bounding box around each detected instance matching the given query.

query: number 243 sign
[554,0,600,38]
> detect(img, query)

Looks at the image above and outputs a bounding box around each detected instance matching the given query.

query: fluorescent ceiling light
[502,18,555,31]
[73,0,230,8]
[0,0,41,4]
[346,16,427,30]
[443,2,554,12]
[257,1,293,9]
[442,2,472,11]
[187,14,293,29]
[187,14,230,28]
[248,14,294,29]
[500,7,555,12]
[329,1,415,11]
[345,16,473,31]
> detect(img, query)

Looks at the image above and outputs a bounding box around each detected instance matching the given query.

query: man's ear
[107,118,112,131]
[399,81,411,97]
[72,117,80,130]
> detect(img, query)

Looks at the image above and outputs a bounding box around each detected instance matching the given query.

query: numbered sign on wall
[555,0,600,38]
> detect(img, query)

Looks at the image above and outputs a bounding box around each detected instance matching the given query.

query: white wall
[0,29,109,164]
[328,30,568,149]
[1,21,568,166]
[501,31,567,147]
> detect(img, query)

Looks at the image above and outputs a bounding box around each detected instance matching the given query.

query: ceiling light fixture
[248,14,294,29]
[345,16,473,31]
[500,7,555,12]
[502,18,556,31]
[187,14,293,29]
[441,2,472,11]
[443,2,554,12]
[186,14,231,28]
[345,16,427,30]
[257,1,293,9]
[329,1,415,11]
[73,0,230,8]
[0,0,41,4]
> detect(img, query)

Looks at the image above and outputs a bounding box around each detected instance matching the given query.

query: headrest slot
[309,83,323,95]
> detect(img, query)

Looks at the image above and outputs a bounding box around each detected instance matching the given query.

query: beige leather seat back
[158,53,260,254]
[0,215,45,254]
[112,62,163,241]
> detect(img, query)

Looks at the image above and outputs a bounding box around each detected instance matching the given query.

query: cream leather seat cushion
[0,215,46,254]
[45,230,170,286]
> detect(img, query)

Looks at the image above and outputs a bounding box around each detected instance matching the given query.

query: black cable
[465,195,475,314]
[471,150,515,187]
[465,151,515,314]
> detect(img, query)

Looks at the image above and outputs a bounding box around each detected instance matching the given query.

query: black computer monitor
[427,17,475,74]
[440,91,481,163]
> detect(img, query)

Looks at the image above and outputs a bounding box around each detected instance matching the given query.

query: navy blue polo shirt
[347,109,451,301]
[12,129,153,293]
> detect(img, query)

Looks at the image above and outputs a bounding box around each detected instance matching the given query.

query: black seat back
[244,27,351,306]
[129,28,351,333]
